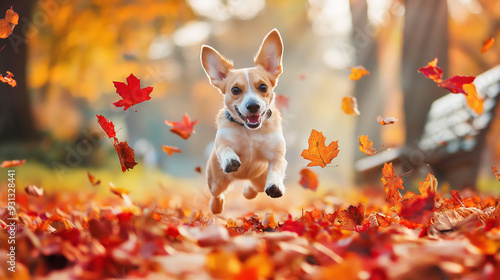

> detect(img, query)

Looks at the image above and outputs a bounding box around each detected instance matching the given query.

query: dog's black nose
[246,103,260,113]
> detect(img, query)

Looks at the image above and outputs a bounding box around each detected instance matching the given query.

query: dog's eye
[231,86,242,95]
[258,84,267,93]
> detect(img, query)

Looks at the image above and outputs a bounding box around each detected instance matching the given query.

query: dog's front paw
[223,159,241,173]
[265,184,283,198]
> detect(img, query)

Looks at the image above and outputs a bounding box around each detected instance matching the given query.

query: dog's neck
[225,109,273,127]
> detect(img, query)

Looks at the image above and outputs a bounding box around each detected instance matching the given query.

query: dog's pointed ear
[201,45,234,91]
[254,29,283,81]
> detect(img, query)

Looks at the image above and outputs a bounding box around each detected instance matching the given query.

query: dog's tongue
[246,115,260,124]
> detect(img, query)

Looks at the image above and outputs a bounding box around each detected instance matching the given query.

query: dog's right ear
[201,45,234,91]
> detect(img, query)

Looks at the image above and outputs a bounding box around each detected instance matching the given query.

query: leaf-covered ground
[1,164,500,280]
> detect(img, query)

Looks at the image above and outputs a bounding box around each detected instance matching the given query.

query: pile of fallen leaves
[1,162,500,280]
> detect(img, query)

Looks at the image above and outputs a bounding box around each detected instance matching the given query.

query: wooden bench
[356,65,500,189]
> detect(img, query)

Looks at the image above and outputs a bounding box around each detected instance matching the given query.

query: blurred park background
[1,0,499,207]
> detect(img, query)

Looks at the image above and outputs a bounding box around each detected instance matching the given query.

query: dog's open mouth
[235,107,262,129]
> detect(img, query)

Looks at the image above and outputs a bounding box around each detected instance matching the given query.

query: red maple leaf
[438,75,476,95]
[96,114,116,138]
[113,139,138,172]
[399,192,435,224]
[113,73,153,111]
[96,114,137,172]
[164,113,198,140]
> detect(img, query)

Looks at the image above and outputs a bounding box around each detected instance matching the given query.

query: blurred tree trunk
[402,0,448,148]
[0,1,37,144]
[350,0,382,160]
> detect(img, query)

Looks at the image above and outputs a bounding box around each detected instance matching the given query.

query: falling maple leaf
[0,8,18,39]
[341,97,360,116]
[349,66,370,81]
[481,37,495,54]
[165,113,198,140]
[0,159,25,168]
[337,204,365,231]
[162,145,182,156]
[492,167,500,181]
[0,71,16,87]
[96,114,116,138]
[438,75,476,95]
[358,135,377,156]
[96,114,138,172]
[25,185,44,197]
[275,95,290,111]
[113,73,153,111]
[463,83,484,115]
[418,57,443,83]
[113,139,138,172]
[376,116,398,126]
[301,129,339,168]
[381,163,403,204]
[87,172,101,186]
[299,168,319,191]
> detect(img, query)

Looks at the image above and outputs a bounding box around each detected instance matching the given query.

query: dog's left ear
[254,29,283,82]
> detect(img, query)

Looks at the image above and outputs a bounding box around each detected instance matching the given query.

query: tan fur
[201,29,287,214]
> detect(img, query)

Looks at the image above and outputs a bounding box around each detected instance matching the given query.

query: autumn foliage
[3,161,500,279]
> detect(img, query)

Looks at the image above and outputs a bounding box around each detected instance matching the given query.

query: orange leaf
[113,73,153,111]
[341,97,360,116]
[165,113,198,140]
[194,166,202,174]
[301,129,339,168]
[275,94,289,111]
[358,135,377,156]
[162,145,182,156]
[418,57,443,83]
[0,8,18,39]
[418,173,437,197]
[381,163,403,203]
[337,204,365,231]
[376,116,398,125]
[0,71,17,87]
[349,66,370,81]
[25,185,44,197]
[1,159,25,168]
[464,83,484,115]
[109,182,130,197]
[87,172,101,186]
[481,37,495,54]
[493,167,500,181]
[113,139,138,172]
[299,168,319,191]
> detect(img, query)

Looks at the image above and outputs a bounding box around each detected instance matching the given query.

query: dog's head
[201,29,283,129]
